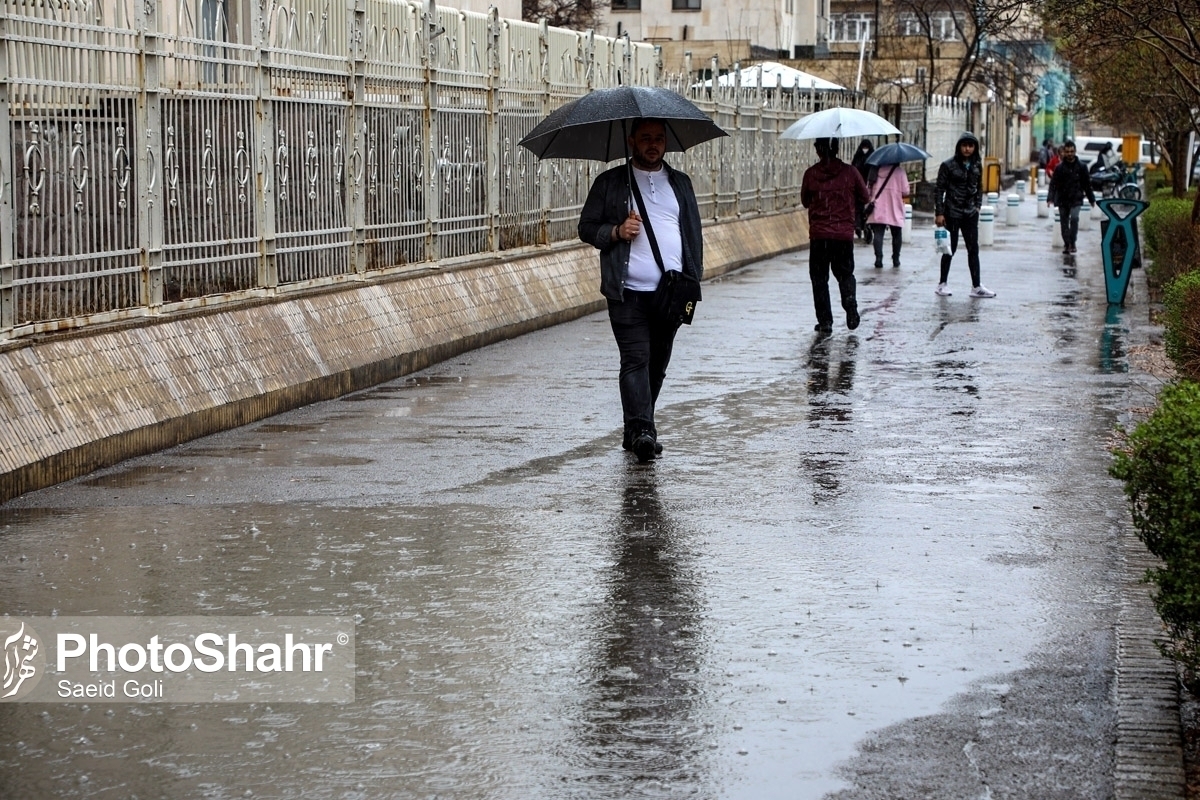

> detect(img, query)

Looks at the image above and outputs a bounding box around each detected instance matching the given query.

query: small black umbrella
[865,142,931,166]
[518,86,728,161]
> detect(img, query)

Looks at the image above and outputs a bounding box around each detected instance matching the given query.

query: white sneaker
[935,283,952,296]
[970,285,996,298]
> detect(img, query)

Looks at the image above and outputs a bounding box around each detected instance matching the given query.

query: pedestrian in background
[850,139,875,243]
[1038,138,1055,179]
[1048,139,1097,255]
[801,137,869,335]
[1045,146,1061,179]
[579,118,704,463]
[866,162,910,269]
[934,131,996,298]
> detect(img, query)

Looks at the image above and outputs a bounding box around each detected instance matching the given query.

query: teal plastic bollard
[1097,198,1150,305]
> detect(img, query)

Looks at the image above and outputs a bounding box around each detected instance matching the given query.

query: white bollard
[1079,201,1093,231]
[1006,194,1020,226]
[1016,180,1027,199]
[1038,170,1047,189]
[979,205,995,246]
[1037,190,1049,218]
[986,191,1000,208]
[1052,207,1063,247]
[902,203,912,244]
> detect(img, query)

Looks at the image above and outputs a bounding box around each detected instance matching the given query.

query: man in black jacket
[1048,140,1097,255]
[579,118,704,463]
[934,131,995,298]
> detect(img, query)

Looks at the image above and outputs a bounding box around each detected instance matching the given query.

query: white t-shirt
[625,166,684,291]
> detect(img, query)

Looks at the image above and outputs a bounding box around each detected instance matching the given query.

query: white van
[1074,136,1155,167]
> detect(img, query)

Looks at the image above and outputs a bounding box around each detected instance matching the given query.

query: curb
[1116,531,1186,798]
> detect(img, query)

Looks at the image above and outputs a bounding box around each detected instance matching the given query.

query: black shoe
[892,261,900,269]
[874,260,883,269]
[814,322,833,336]
[632,433,657,463]
[846,308,860,331]
[1069,245,1077,254]
[1062,246,1071,255]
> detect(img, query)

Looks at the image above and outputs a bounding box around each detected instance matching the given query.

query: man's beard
[633,153,662,170]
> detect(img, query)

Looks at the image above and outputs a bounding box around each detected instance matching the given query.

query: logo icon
[1,619,44,701]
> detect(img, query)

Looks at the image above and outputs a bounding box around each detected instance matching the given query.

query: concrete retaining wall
[0,209,809,502]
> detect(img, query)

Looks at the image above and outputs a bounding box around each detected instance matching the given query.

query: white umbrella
[780,107,901,141]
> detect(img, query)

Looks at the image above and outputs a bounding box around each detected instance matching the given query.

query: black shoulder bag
[630,174,701,326]
[863,164,898,219]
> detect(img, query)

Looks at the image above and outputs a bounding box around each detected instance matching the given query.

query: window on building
[894,11,965,40]
[827,13,873,42]
[611,0,642,9]
[672,0,701,9]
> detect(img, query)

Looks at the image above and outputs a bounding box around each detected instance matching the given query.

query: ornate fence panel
[361,0,426,270]
[0,0,859,343]
[3,0,143,327]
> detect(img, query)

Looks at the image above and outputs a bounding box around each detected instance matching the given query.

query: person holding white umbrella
[783,107,899,333]
[801,137,871,336]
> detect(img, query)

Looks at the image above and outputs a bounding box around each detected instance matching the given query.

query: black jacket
[578,161,703,302]
[935,134,983,219]
[1048,157,1096,209]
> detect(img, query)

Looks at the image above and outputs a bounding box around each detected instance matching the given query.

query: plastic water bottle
[934,226,950,254]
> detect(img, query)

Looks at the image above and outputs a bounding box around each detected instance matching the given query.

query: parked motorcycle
[1091,162,1141,200]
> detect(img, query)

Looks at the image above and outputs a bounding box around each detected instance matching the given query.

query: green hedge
[1164,270,1200,381]
[1111,379,1200,690]
[1141,191,1194,261]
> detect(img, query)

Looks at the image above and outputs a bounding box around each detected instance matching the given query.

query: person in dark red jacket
[801,137,869,335]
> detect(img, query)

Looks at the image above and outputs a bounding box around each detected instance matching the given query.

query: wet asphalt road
[0,199,1157,799]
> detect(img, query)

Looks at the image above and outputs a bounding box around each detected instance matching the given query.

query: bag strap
[870,164,898,203]
[629,170,667,274]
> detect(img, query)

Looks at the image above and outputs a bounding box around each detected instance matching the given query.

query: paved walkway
[0,193,1185,799]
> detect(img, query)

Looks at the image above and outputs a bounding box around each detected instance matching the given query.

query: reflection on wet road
[0,212,1153,799]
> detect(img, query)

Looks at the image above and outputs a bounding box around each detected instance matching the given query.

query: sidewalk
[0,189,1185,799]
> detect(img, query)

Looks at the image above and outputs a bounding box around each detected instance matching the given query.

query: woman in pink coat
[866,164,910,268]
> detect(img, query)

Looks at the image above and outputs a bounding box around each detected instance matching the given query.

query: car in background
[1075,136,1156,168]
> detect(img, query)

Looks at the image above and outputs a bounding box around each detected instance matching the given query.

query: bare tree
[1043,0,1200,198]
[523,0,606,30]
[890,0,1037,98]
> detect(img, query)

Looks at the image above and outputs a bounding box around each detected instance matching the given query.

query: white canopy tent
[695,62,847,92]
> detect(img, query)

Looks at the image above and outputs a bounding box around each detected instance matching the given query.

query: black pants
[608,291,680,441]
[1058,204,1082,248]
[939,214,981,287]
[809,239,857,327]
[870,224,902,266]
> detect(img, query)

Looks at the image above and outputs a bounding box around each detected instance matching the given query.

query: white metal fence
[0,0,870,342]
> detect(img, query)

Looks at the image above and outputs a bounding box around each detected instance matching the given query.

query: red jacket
[801,157,869,240]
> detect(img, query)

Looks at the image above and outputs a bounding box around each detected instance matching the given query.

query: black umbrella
[865,142,931,166]
[518,86,728,161]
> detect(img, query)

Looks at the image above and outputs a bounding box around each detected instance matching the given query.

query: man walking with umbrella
[801,136,870,336]
[578,118,704,463]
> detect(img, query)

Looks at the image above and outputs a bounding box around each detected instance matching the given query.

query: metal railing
[0,0,867,342]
